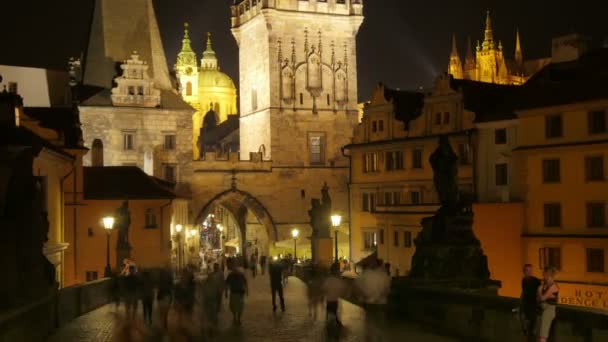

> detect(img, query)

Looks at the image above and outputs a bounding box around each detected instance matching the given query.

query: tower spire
[201,32,218,70]
[180,23,194,53]
[464,36,475,73]
[515,28,523,66]
[450,33,459,57]
[448,34,463,79]
[482,10,495,50]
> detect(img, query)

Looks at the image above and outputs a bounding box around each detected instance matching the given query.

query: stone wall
[56,278,112,327]
[388,282,608,342]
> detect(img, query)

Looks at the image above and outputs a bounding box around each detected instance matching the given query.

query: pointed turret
[482,10,495,50]
[201,32,219,70]
[515,28,523,66]
[448,34,464,79]
[83,0,172,90]
[176,23,197,70]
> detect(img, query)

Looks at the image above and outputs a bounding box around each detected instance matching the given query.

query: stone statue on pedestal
[115,200,132,269]
[409,136,494,287]
[309,183,333,265]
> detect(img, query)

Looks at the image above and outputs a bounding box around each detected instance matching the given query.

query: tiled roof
[83,166,176,200]
[23,107,83,148]
[199,114,239,145]
[449,79,519,123]
[0,125,74,160]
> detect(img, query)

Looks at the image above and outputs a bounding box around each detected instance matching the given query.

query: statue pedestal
[312,237,333,268]
[116,246,132,271]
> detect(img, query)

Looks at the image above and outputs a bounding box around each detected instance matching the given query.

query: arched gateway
[195,189,278,258]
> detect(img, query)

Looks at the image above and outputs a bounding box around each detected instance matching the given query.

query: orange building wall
[473,202,524,298]
[64,199,172,286]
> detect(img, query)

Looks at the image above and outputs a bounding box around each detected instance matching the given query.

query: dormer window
[128,86,135,95]
[111,52,161,107]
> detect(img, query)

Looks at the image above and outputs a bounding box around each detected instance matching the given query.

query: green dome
[198,69,236,90]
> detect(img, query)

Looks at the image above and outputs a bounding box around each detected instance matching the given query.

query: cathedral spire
[448,34,463,79]
[180,23,194,53]
[464,36,475,72]
[482,10,495,50]
[201,32,219,70]
[515,28,523,66]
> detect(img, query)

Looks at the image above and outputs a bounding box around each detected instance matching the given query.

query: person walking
[269,261,285,312]
[124,266,139,319]
[203,263,225,329]
[156,267,173,330]
[140,271,154,326]
[250,253,258,278]
[520,264,541,339]
[537,266,559,342]
[260,255,267,276]
[225,267,248,325]
[323,263,346,327]
[306,268,324,319]
[174,270,196,330]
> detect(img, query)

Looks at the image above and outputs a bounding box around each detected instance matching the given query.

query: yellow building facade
[175,25,238,159]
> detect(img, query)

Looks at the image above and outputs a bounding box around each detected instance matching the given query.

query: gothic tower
[464,36,476,79]
[230,0,364,163]
[475,10,508,84]
[447,34,464,79]
[83,0,172,90]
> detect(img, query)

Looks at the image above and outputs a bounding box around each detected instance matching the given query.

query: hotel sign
[559,284,608,310]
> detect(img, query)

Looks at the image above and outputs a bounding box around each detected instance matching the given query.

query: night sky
[1,0,606,100]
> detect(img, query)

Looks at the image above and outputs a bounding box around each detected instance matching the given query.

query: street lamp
[291,228,299,260]
[331,214,342,262]
[102,216,115,277]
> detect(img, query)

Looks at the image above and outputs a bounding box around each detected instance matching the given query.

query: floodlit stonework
[189,0,364,259]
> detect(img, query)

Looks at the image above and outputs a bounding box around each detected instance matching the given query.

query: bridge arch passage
[195,189,278,258]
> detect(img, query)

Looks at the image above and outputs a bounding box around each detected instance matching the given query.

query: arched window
[91,139,103,167]
[186,82,193,96]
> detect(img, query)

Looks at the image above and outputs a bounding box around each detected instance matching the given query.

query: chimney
[551,34,590,63]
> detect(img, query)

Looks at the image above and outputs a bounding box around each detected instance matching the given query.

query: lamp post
[291,228,299,260]
[102,216,115,277]
[331,214,342,263]
[175,224,183,271]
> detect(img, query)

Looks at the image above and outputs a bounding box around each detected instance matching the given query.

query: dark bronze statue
[308,183,332,238]
[430,135,459,208]
[115,200,131,249]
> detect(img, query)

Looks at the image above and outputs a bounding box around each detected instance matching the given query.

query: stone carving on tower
[278,38,296,107]
[333,42,349,108]
[111,51,161,108]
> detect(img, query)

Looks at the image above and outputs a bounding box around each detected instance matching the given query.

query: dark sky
[1,0,606,100]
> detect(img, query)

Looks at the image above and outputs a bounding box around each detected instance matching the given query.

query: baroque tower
[230,0,364,162]
[175,23,199,105]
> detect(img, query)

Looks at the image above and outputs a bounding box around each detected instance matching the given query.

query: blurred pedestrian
[203,263,225,329]
[110,273,122,311]
[250,253,258,278]
[537,266,559,342]
[124,266,139,318]
[269,261,285,312]
[306,268,324,319]
[520,264,541,339]
[157,267,173,330]
[140,271,154,326]
[323,264,346,327]
[260,255,267,275]
[175,270,196,329]
[225,267,248,325]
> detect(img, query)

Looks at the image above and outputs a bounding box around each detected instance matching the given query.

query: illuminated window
[363,153,379,173]
[308,132,326,165]
[586,248,605,273]
[363,231,378,250]
[385,151,404,171]
[543,203,561,228]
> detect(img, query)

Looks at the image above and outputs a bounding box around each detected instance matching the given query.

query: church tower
[475,10,508,84]
[447,34,464,79]
[175,23,199,105]
[230,0,364,163]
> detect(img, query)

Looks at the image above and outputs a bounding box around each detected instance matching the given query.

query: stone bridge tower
[190,0,364,261]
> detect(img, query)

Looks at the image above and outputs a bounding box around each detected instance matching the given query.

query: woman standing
[537,266,559,342]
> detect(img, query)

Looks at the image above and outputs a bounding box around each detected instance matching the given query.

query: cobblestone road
[48,275,455,342]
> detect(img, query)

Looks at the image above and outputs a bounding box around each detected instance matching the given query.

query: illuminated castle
[448,11,551,85]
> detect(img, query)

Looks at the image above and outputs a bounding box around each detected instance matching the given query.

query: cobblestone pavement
[48,275,455,342]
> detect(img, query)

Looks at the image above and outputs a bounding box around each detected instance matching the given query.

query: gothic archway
[196,189,278,257]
